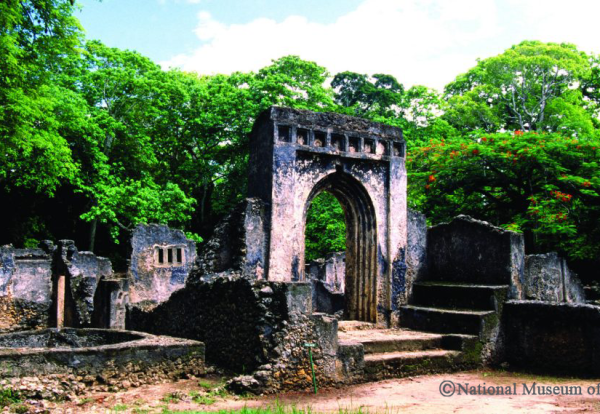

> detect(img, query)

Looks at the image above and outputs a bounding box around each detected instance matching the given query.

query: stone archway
[247,106,407,326]
[303,171,378,322]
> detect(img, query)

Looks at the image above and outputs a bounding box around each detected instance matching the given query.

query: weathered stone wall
[523,253,585,303]
[195,198,269,280]
[127,275,288,373]
[58,240,115,327]
[0,241,115,332]
[503,301,600,376]
[405,209,427,305]
[0,245,53,332]
[306,253,345,315]
[0,329,204,400]
[128,224,197,307]
[426,215,525,298]
[249,106,407,324]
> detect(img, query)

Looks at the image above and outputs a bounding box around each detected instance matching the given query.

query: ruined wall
[0,245,53,332]
[128,224,197,307]
[503,301,600,376]
[127,201,348,394]
[127,275,287,373]
[426,215,525,298]
[0,241,115,332]
[195,198,269,280]
[58,240,114,327]
[306,253,345,315]
[404,209,427,305]
[523,253,585,303]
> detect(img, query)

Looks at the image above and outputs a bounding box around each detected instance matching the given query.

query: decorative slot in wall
[277,125,291,142]
[331,133,346,151]
[313,131,326,148]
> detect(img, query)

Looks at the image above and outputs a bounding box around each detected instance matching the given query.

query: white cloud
[160,0,600,91]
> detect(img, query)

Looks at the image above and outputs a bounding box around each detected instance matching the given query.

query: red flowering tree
[408,131,600,261]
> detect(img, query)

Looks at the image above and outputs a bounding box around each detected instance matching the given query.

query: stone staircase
[400,281,509,338]
[337,321,479,381]
[335,279,510,381]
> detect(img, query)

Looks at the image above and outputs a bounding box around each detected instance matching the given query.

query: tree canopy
[1,1,599,274]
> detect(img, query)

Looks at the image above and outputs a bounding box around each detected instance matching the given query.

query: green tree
[444,41,594,135]
[331,71,404,118]
[305,192,346,262]
[408,131,600,261]
[0,0,82,194]
[70,41,196,248]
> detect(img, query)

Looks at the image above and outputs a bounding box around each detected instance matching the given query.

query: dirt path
[45,370,600,413]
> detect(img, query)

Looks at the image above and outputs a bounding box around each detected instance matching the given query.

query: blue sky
[77,0,600,91]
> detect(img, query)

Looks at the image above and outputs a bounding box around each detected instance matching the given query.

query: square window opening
[393,142,405,158]
[331,134,346,151]
[297,128,309,145]
[278,125,291,142]
[364,138,375,154]
[348,137,360,153]
[313,131,326,148]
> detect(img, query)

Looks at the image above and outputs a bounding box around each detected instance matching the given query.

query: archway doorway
[303,171,378,322]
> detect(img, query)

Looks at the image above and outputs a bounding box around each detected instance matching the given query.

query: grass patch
[162,392,187,404]
[190,390,216,405]
[111,403,129,412]
[0,388,21,408]
[159,400,401,414]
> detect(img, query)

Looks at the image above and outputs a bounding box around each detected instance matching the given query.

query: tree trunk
[88,218,97,252]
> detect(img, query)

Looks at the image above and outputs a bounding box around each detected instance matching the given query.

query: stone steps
[411,282,509,311]
[363,349,464,380]
[337,320,378,332]
[339,328,444,353]
[337,326,479,381]
[399,305,495,335]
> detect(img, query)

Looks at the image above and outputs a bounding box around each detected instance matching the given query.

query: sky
[77,0,600,91]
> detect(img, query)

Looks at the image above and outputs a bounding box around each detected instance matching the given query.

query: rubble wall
[426,215,525,298]
[523,252,586,303]
[503,301,600,376]
[0,246,53,332]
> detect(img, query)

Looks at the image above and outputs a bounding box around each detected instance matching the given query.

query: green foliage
[0,388,21,408]
[408,131,600,260]
[444,41,594,134]
[0,0,81,195]
[305,192,346,262]
[1,0,600,277]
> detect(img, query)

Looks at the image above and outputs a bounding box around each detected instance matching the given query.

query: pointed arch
[303,170,378,322]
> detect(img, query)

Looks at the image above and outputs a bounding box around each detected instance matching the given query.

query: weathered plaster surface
[248,107,407,324]
[129,224,197,306]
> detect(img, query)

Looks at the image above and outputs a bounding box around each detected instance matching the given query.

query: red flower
[428,175,436,183]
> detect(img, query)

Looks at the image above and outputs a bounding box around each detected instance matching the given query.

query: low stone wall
[503,301,600,376]
[127,274,348,394]
[0,329,205,400]
[523,253,585,303]
[426,216,525,296]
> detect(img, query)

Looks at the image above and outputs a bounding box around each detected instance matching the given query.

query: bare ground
[38,370,600,413]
